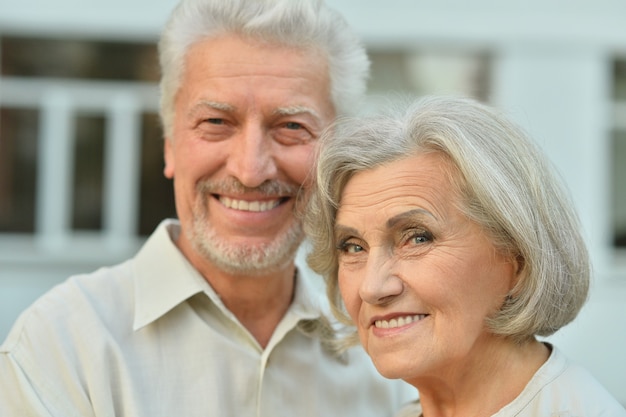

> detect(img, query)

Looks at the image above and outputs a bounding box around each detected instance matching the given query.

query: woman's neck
[414,338,550,417]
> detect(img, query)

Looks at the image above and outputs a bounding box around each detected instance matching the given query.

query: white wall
[1,0,625,405]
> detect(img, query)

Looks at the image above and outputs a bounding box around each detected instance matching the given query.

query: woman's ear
[508,254,526,295]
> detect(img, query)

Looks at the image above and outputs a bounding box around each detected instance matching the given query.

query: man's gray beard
[190,214,304,276]
[187,178,306,276]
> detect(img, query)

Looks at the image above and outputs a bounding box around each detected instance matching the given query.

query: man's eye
[274,122,314,146]
[284,121,303,130]
[205,118,224,125]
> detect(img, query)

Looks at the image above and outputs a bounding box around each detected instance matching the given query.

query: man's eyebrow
[273,105,320,119]
[386,209,436,229]
[188,100,235,117]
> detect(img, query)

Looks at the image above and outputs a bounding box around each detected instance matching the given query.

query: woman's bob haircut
[305,95,590,346]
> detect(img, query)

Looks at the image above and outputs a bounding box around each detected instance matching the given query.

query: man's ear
[163,138,175,179]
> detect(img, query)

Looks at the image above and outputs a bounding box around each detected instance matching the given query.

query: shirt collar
[132,220,328,330]
[132,219,208,330]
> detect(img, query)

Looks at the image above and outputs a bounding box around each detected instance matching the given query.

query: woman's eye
[406,230,432,245]
[345,243,363,253]
[337,241,364,254]
[411,235,428,244]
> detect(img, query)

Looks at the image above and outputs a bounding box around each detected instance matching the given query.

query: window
[0,36,175,237]
[0,108,38,233]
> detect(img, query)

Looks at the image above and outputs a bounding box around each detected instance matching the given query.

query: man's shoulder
[2,220,178,352]
[0,259,141,417]
[1,259,135,353]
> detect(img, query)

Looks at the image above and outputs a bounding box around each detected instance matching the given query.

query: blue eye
[345,243,363,253]
[411,234,430,244]
[336,240,363,254]
[406,229,432,246]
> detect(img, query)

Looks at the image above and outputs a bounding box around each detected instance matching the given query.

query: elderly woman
[305,95,626,416]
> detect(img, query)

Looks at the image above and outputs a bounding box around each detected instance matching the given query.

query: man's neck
[188,251,297,348]
[173,227,299,348]
[212,265,296,349]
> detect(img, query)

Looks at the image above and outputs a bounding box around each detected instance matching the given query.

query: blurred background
[0,0,625,405]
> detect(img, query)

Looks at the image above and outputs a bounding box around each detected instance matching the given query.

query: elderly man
[0,0,412,416]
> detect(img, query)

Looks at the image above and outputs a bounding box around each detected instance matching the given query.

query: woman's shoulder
[393,346,625,417]
[553,349,626,414]
[497,345,626,416]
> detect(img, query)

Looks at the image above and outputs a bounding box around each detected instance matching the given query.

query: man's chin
[202,242,300,276]
[189,223,304,275]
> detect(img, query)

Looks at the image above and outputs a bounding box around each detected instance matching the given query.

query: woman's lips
[372,314,428,329]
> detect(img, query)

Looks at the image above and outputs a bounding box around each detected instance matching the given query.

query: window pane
[614,59,626,248]
[614,59,626,101]
[0,108,39,233]
[138,113,176,236]
[613,130,626,247]
[72,115,105,231]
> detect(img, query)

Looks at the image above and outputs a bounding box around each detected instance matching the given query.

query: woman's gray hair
[158,0,369,138]
[305,95,590,346]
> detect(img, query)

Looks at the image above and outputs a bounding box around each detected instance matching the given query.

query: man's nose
[226,125,277,188]
[359,249,404,305]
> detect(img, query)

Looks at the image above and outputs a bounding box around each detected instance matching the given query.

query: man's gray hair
[158,0,369,138]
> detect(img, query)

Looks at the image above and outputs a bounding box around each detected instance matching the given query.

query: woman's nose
[359,250,404,305]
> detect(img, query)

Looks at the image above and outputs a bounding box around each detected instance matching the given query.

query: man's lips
[371,314,429,329]
[218,196,286,212]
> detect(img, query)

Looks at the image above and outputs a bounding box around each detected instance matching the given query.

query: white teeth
[219,197,280,212]
[374,315,426,329]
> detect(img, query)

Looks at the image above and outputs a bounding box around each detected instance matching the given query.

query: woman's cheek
[338,274,360,324]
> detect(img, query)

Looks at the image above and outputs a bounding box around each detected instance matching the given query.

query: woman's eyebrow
[334,224,359,238]
[386,208,436,229]
[334,208,435,235]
